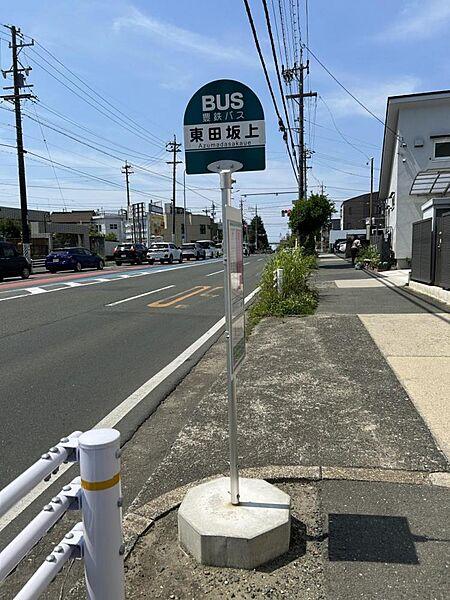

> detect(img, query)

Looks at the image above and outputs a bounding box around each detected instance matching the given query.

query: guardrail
[0,429,124,599]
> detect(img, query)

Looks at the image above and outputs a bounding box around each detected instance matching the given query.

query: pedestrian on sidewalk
[350,237,361,266]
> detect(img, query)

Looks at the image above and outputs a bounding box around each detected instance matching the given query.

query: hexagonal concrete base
[178,477,291,569]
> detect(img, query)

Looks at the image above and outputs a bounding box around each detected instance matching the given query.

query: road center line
[206,269,224,277]
[106,285,175,307]
[0,286,260,532]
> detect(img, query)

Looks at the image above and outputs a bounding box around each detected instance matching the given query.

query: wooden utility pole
[166,135,182,243]
[284,49,317,202]
[1,25,35,260]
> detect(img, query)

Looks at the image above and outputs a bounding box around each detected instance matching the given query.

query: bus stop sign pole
[220,167,239,505]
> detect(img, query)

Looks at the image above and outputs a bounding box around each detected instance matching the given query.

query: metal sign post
[221,168,239,504]
[184,80,265,506]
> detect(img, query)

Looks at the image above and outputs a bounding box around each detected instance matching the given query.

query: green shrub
[249,248,317,327]
[356,244,381,269]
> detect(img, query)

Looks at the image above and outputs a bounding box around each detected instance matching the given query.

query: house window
[434,137,450,159]
[200,224,206,235]
[181,223,185,234]
[109,223,118,230]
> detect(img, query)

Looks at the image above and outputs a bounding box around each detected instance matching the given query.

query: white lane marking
[0,285,260,531]
[24,287,48,295]
[206,270,224,277]
[106,285,174,307]
[257,258,264,262]
[0,293,28,303]
[244,261,250,265]
[0,260,222,304]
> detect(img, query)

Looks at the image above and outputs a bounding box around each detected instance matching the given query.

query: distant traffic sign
[183,79,265,174]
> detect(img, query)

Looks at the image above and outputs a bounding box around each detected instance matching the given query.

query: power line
[27,48,165,149]
[35,101,165,162]
[261,0,298,168]
[303,42,400,139]
[30,100,66,209]
[242,0,298,183]
[30,38,167,145]
[319,95,370,160]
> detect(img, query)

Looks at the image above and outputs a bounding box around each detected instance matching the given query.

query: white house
[379,90,450,267]
[92,211,126,242]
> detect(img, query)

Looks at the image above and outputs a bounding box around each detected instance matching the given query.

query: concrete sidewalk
[119,255,449,599]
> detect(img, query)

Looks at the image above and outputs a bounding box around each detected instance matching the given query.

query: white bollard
[78,429,124,600]
[276,268,284,295]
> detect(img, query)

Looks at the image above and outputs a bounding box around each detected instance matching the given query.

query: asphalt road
[0,255,268,489]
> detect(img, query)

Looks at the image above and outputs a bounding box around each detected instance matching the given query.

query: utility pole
[368,156,374,240]
[1,25,35,260]
[166,135,182,243]
[284,48,317,202]
[121,161,133,241]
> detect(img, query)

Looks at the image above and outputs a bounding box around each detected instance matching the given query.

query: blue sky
[1,0,450,242]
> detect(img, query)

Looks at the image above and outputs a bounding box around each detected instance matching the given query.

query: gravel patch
[126,481,326,600]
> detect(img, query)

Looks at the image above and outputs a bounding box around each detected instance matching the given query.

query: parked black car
[0,241,31,281]
[113,243,148,265]
[181,243,206,261]
[45,247,104,273]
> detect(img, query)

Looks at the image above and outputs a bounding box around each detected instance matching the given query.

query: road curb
[121,464,450,559]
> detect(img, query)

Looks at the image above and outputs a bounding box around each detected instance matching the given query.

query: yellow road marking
[200,286,223,297]
[81,472,120,491]
[148,286,211,308]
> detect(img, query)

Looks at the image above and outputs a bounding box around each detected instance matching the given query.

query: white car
[196,240,216,259]
[147,242,183,265]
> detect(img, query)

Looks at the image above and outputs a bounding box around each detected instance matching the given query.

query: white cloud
[377,0,450,41]
[324,76,421,119]
[113,7,257,69]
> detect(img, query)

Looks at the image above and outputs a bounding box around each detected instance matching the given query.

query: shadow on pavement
[328,513,419,564]
[318,262,352,270]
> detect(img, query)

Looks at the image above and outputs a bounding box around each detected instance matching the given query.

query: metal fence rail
[0,431,82,519]
[0,429,124,599]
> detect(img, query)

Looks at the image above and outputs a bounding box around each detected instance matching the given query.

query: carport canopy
[410,169,450,195]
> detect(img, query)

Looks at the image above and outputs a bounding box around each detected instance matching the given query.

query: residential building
[163,204,215,246]
[92,211,126,242]
[0,205,52,256]
[340,192,382,230]
[50,210,95,225]
[379,90,450,267]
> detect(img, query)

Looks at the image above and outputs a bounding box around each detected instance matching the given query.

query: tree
[89,226,104,239]
[289,193,335,253]
[0,218,21,239]
[105,232,118,241]
[248,214,269,251]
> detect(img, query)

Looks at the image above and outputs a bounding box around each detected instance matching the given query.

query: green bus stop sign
[183,79,265,174]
